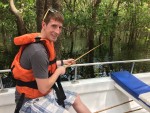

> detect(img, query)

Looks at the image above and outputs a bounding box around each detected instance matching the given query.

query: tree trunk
[69,31,74,57]
[86,0,101,78]
[108,0,121,61]
[1,23,7,50]
[36,0,45,32]
[128,2,137,48]
[9,0,27,35]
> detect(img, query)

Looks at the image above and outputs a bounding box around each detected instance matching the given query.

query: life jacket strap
[49,58,57,65]
[53,76,66,108]
[35,37,41,42]
[16,80,38,89]
[34,36,57,65]
[14,93,25,113]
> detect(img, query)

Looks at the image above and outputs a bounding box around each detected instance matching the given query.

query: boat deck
[0,59,150,113]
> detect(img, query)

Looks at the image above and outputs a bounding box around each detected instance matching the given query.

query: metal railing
[70,59,150,82]
[0,59,150,92]
[0,69,11,93]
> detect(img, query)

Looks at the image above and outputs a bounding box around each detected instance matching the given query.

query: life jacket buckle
[35,37,41,42]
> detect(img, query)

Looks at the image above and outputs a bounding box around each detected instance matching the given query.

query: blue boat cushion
[111,71,150,100]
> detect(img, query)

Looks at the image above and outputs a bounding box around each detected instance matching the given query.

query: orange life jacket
[11,33,57,99]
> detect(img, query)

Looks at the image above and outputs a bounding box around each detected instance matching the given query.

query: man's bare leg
[73,95,91,113]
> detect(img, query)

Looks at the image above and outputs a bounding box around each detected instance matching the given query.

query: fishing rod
[74,43,103,62]
[64,43,103,67]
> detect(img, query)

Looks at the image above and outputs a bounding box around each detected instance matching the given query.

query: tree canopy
[0,0,149,77]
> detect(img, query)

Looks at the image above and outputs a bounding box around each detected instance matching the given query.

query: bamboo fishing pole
[64,43,103,67]
[74,43,103,62]
[94,100,133,113]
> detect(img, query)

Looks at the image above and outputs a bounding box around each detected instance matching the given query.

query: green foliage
[21,0,36,32]
[0,0,36,69]
[0,0,150,71]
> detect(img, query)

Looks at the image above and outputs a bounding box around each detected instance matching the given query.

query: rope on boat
[94,100,133,113]
[124,107,143,113]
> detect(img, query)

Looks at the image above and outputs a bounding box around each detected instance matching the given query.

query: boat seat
[111,71,150,112]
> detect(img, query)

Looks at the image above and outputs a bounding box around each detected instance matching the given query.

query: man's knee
[73,94,81,106]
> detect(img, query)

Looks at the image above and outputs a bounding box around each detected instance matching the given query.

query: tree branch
[9,0,21,18]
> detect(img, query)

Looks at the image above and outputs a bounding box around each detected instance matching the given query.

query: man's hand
[55,66,66,75]
[64,59,76,66]
[56,59,76,67]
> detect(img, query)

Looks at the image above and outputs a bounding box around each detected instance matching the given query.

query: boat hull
[0,72,150,113]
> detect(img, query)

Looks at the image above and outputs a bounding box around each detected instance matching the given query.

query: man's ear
[41,21,46,28]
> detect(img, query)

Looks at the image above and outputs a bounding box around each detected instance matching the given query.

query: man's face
[42,19,63,42]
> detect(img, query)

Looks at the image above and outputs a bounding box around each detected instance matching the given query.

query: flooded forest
[0,0,150,83]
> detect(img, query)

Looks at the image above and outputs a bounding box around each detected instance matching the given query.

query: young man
[11,8,91,113]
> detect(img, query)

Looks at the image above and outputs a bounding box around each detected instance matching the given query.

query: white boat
[0,59,150,113]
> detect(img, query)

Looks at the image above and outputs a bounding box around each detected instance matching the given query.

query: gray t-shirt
[20,43,49,78]
[15,42,49,103]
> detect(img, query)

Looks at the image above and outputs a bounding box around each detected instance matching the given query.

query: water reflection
[62,36,150,78]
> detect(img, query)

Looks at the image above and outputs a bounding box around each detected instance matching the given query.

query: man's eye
[59,26,62,30]
[52,25,57,28]
[51,25,62,30]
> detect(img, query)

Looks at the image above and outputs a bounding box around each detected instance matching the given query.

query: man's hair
[43,8,64,25]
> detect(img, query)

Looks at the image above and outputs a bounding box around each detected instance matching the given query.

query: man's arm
[37,58,76,94]
[30,46,66,95]
[35,66,66,94]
